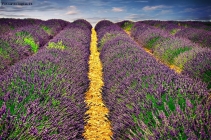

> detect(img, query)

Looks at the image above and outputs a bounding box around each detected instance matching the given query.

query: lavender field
[0,18,210,139]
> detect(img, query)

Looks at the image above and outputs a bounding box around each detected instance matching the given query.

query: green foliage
[52,97,60,107]
[16,31,30,37]
[121,21,134,32]
[130,90,198,139]
[24,37,39,53]
[0,39,11,59]
[155,24,161,28]
[130,79,138,89]
[0,61,62,138]
[10,26,15,30]
[162,46,192,65]
[202,70,211,89]
[126,104,133,109]
[170,29,178,35]
[47,40,66,50]
[15,31,39,53]
[41,25,52,35]
[204,23,211,26]
[146,36,160,50]
[99,33,123,51]
[174,56,188,70]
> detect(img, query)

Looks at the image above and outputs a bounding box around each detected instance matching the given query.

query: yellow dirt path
[83,28,113,140]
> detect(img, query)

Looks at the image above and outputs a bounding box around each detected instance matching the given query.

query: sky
[0,0,210,26]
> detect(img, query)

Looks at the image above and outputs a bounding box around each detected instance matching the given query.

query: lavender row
[140,20,211,48]
[175,21,211,31]
[0,18,43,36]
[95,20,129,51]
[141,20,211,32]
[131,22,211,89]
[140,20,185,35]
[39,19,70,37]
[0,18,69,36]
[181,50,211,89]
[0,19,70,75]
[175,27,211,48]
[0,19,91,139]
[116,20,134,32]
[96,20,210,139]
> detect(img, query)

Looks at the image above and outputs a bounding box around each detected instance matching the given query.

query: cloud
[54,13,61,16]
[34,1,63,11]
[82,16,121,26]
[112,7,124,12]
[97,10,108,13]
[69,0,110,7]
[0,13,28,17]
[160,10,172,14]
[125,14,152,21]
[66,6,79,15]
[68,17,108,27]
[142,5,172,11]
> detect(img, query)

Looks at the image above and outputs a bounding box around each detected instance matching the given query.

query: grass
[15,31,39,53]
[121,21,134,32]
[129,90,199,139]
[161,46,192,65]
[98,33,125,51]
[41,25,52,35]
[170,29,179,35]
[202,70,211,89]
[47,40,66,50]
[24,37,39,53]
[0,39,11,59]
[10,26,15,30]
[15,31,30,37]
[146,36,160,50]
[124,75,202,139]
[0,61,62,138]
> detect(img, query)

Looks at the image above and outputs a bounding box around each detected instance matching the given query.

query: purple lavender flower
[0,102,6,118]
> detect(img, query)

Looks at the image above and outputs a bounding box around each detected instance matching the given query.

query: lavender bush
[182,51,211,89]
[116,20,134,32]
[139,20,211,48]
[130,22,171,50]
[39,19,70,37]
[176,21,211,31]
[96,20,211,139]
[0,18,43,36]
[131,22,211,89]
[153,37,198,65]
[175,27,211,48]
[141,20,185,35]
[0,19,69,75]
[98,31,129,51]
[0,20,91,139]
[174,47,210,69]
[72,19,92,30]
